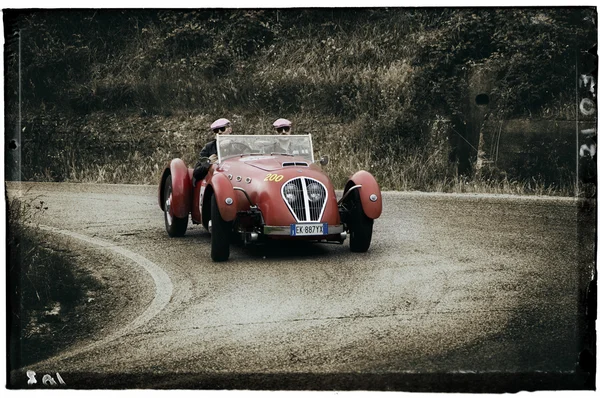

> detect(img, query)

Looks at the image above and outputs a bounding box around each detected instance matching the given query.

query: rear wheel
[163,175,188,237]
[348,189,373,252]
[211,194,232,261]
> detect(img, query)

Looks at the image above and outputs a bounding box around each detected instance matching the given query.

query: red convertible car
[158,134,382,261]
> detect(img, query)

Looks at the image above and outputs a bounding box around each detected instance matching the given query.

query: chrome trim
[263,224,344,236]
[216,136,222,162]
[281,178,303,221]
[337,184,362,205]
[165,195,172,225]
[233,186,255,207]
[300,177,310,221]
[307,180,327,221]
[281,177,328,222]
[215,134,315,163]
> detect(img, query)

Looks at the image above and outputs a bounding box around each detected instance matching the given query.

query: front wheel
[210,194,232,261]
[348,189,373,252]
[163,175,188,237]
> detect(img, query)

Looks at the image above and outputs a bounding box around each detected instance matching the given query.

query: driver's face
[213,125,232,135]
[275,126,291,135]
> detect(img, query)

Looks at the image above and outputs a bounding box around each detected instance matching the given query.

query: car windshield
[216,134,314,162]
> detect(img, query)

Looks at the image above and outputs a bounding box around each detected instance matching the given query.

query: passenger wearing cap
[200,118,232,163]
[272,118,294,154]
[273,118,292,135]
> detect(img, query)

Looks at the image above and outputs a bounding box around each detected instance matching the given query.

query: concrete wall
[480,118,579,182]
[464,61,596,187]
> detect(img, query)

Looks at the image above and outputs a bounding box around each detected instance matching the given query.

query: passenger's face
[276,126,291,135]
[213,125,232,135]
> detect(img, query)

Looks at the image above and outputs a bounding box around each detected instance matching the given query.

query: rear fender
[158,158,192,218]
[344,170,382,219]
[210,173,237,222]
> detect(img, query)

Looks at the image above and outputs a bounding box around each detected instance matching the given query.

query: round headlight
[284,184,299,202]
[307,182,323,202]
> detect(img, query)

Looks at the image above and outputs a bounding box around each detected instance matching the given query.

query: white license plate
[291,223,328,236]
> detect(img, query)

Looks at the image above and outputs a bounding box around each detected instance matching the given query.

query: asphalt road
[6,182,595,391]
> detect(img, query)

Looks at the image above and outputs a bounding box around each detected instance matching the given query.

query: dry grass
[8,196,102,368]
[21,110,576,196]
[15,10,580,195]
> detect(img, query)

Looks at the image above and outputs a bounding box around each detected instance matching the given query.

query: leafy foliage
[412,9,595,116]
[4,8,596,191]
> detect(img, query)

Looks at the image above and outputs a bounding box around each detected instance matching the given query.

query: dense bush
[8,196,102,367]
[412,9,594,116]
[4,8,596,192]
[11,9,593,117]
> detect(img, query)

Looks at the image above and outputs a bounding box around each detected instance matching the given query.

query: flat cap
[210,118,231,130]
[272,118,292,128]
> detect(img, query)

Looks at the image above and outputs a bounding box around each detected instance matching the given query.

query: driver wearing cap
[200,118,232,163]
[193,118,231,186]
[272,118,294,154]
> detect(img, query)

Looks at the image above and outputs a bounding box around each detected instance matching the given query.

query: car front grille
[281,177,327,222]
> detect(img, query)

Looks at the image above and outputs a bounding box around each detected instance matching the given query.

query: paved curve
[6,182,595,391]
[35,224,173,361]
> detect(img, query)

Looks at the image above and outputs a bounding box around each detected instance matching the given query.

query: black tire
[163,175,188,237]
[348,189,373,252]
[211,194,232,262]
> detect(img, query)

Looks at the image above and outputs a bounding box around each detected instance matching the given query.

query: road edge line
[32,225,174,364]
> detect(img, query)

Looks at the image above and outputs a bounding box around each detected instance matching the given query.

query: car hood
[215,155,340,226]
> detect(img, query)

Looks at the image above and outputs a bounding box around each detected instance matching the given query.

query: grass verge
[7,196,102,369]
[19,111,577,196]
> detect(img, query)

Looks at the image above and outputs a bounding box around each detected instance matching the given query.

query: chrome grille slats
[281,177,328,222]
[308,180,326,220]
[299,177,310,221]
[290,178,304,221]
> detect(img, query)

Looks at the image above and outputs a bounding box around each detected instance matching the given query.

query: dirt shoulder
[10,226,155,370]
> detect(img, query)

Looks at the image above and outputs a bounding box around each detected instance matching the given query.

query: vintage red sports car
[158,134,382,261]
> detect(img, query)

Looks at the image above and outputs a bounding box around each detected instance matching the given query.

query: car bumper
[262,224,345,236]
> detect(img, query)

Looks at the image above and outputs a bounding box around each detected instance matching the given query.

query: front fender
[210,172,237,222]
[344,170,382,219]
[158,158,192,218]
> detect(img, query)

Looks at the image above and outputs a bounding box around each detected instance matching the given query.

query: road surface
[6,182,595,391]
